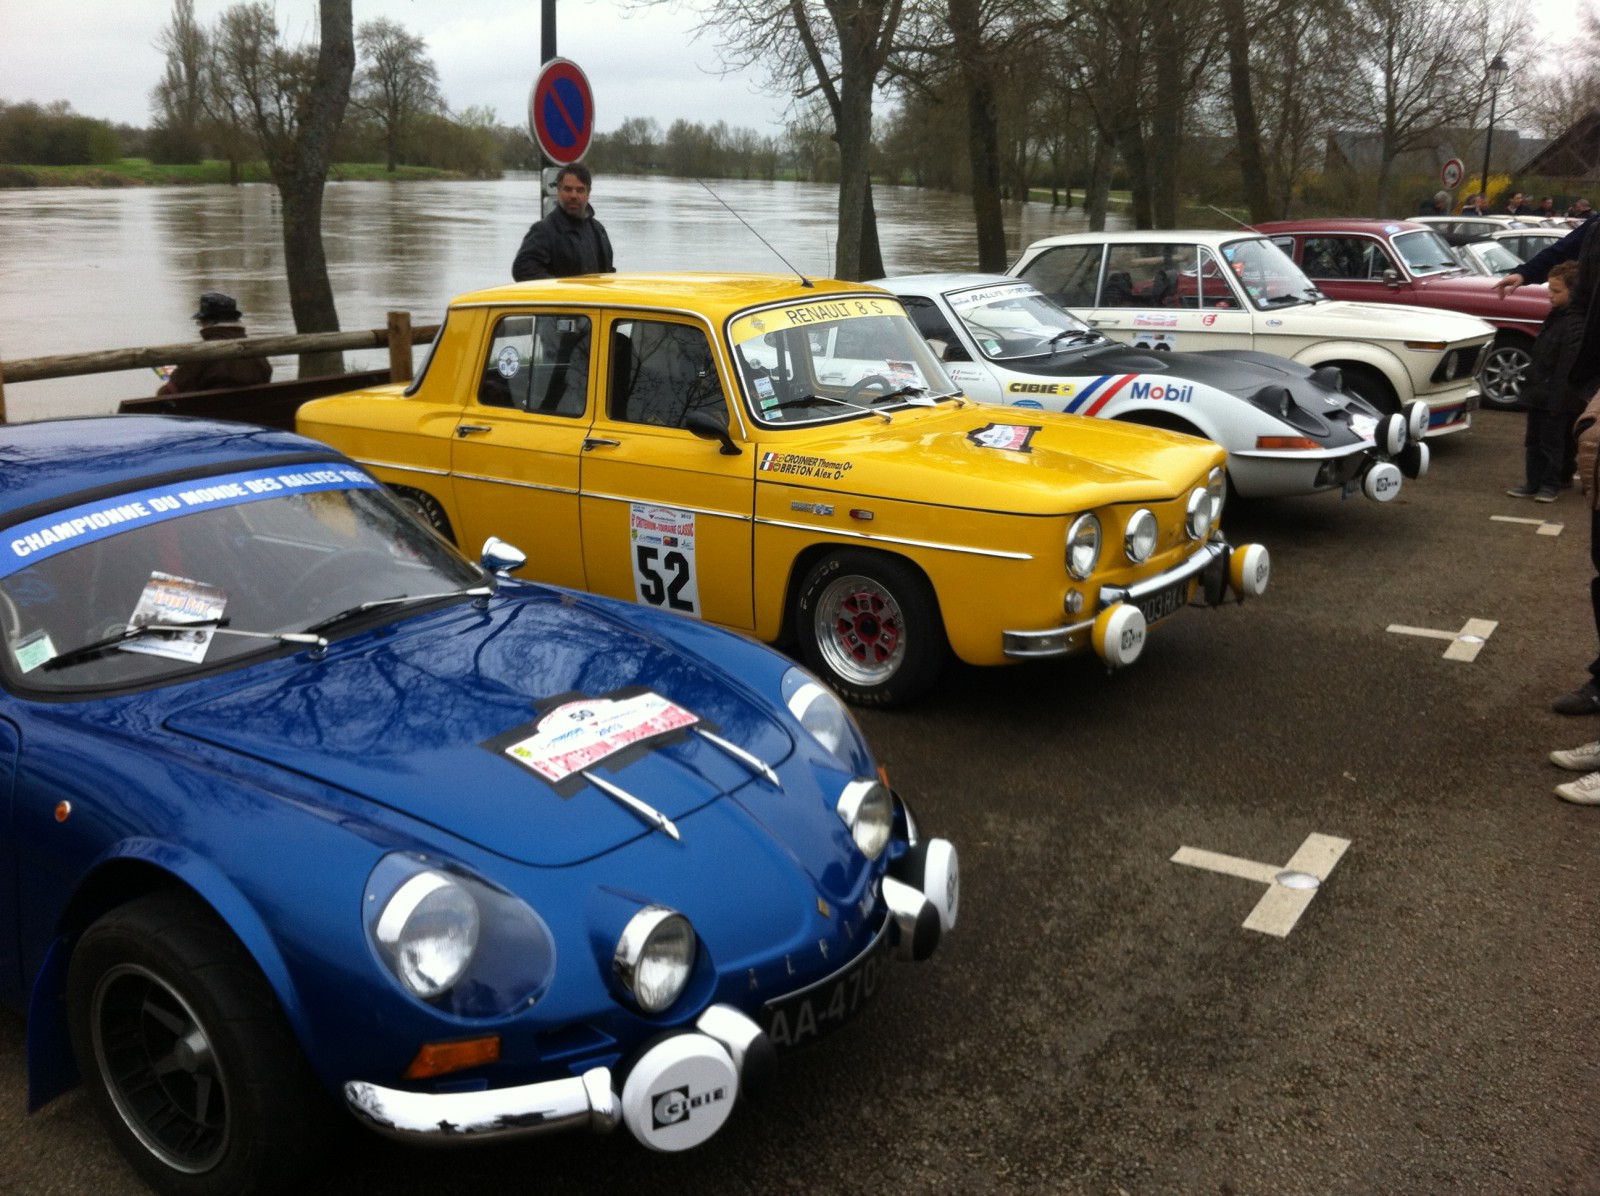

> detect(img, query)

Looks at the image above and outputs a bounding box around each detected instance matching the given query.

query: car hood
[999,342,1317,388]
[756,404,1220,513]
[161,592,798,867]
[1407,273,1550,315]
[1291,298,1496,341]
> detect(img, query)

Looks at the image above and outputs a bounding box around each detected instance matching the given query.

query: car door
[1080,241,1255,353]
[578,315,756,630]
[1293,234,1412,305]
[449,310,594,591]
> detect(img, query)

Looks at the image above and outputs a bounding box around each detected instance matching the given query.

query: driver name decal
[968,423,1041,453]
[758,452,853,480]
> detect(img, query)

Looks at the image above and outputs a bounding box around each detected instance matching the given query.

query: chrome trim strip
[1100,542,1225,605]
[1002,623,1093,658]
[582,770,680,840]
[755,518,1032,561]
[694,728,781,788]
[344,1066,618,1143]
[583,491,752,522]
[454,471,579,496]
[358,459,450,478]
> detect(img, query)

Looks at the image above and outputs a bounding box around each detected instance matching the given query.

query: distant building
[1517,110,1600,178]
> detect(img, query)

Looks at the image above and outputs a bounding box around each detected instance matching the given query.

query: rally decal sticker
[758,452,853,481]
[484,689,701,795]
[967,422,1041,453]
[729,297,894,345]
[629,504,700,616]
[1133,313,1178,328]
[1062,374,1138,417]
[1,465,378,579]
[119,573,229,663]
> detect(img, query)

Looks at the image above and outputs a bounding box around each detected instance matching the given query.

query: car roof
[1023,229,1273,249]
[0,416,345,516]
[1254,218,1430,235]
[449,273,892,320]
[875,272,1022,294]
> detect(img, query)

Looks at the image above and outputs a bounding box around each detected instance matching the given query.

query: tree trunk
[1222,0,1270,222]
[949,0,1007,271]
[832,69,876,279]
[1087,135,1113,231]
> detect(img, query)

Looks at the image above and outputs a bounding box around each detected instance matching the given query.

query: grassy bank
[0,159,479,188]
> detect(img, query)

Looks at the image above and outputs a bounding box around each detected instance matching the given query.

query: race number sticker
[630,504,700,616]
[120,573,228,663]
[495,691,700,788]
[967,422,1041,453]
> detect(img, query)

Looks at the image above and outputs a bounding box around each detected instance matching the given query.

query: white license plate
[761,918,892,1052]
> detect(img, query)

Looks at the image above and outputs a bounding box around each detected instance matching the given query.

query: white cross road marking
[1386,617,1497,661]
[1172,833,1351,938]
[1491,514,1564,537]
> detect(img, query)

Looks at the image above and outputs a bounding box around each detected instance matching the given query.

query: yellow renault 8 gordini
[298,274,1269,706]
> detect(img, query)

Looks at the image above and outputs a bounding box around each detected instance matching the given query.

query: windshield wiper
[302,584,494,637]
[1047,329,1102,351]
[41,619,326,671]
[766,394,892,423]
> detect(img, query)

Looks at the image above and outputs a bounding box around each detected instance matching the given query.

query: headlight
[1186,485,1215,540]
[1066,513,1101,579]
[836,777,892,859]
[783,667,872,772]
[614,906,697,1013]
[1124,508,1157,563]
[374,871,481,1000]
[1207,466,1226,526]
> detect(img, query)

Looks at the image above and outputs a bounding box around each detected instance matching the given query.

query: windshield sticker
[1133,313,1178,328]
[489,689,701,793]
[630,504,700,616]
[119,573,228,663]
[758,452,853,481]
[968,423,1042,453]
[753,373,775,400]
[948,282,1037,310]
[0,465,378,579]
[496,346,521,378]
[729,297,895,346]
[12,629,55,674]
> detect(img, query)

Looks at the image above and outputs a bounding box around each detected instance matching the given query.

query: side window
[1103,243,1199,307]
[608,320,727,430]
[1196,249,1239,308]
[1016,245,1102,309]
[898,295,968,361]
[477,313,590,416]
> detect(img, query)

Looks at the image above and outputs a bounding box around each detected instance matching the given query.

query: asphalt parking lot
[3,407,1597,1196]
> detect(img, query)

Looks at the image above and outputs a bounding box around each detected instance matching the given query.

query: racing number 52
[635,545,694,612]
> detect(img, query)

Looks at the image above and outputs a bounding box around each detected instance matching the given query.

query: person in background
[1417,190,1451,216]
[1549,390,1600,800]
[1460,193,1488,216]
[1504,191,1529,215]
[1507,260,1581,503]
[511,163,615,281]
[1536,196,1558,218]
[1568,198,1594,222]
[155,292,271,395]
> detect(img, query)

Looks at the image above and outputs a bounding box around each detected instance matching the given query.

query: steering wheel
[280,550,396,617]
[842,374,893,404]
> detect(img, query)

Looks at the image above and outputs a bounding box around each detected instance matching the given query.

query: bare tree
[209,1,353,376]
[149,0,208,163]
[352,17,443,173]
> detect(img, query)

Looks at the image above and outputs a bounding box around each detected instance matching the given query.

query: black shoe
[1552,682,1600,715]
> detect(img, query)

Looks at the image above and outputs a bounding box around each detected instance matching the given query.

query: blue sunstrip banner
[1,465,378,579]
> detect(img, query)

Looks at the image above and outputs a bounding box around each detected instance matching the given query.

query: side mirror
[1382,268,1402,288]
[686,410,742,455]
[480,536,527,577]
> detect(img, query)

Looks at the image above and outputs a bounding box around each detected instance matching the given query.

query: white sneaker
[1554,771,1600,804]
[1550,741,1600,771]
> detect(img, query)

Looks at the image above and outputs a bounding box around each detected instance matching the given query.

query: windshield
[1221,238,1321,310]
[1392,230,1465,276]
[728,296,960,426]
[1,465,482,691]
[944,281,1103,361]
[1465,240,1524,275]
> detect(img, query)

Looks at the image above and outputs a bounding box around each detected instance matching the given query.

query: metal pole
[1479,84,1499,198]
[540,0,557,217]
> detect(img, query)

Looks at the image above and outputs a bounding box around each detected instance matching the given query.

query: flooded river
[0,174,1109,421]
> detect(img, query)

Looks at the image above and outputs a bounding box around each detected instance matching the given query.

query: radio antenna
[696,179,814,287]
[1208,204,1262,232]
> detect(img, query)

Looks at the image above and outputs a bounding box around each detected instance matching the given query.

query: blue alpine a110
[0,417,958,1193]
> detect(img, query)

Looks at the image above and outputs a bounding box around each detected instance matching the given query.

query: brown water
[0,173,1106,422]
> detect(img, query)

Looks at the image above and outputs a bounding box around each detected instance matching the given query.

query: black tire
[1480,334,1533,410]
[389,486,455,541]
[67,891,334,1196]
[795,549,947,707]
[1338,364,1399,416]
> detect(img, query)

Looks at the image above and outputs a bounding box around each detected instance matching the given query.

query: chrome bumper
[1001,540,1229,660]
[345,1066,618,1145]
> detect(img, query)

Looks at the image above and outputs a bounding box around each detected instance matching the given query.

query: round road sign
[1440,158,1465,189]
[528,58,594,166]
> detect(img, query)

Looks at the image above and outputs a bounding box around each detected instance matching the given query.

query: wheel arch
[27,844,307,1112]
[1307,354,1402,412]
[385,482,458,544]
[1112,408,1212,442]
[778,540,945,649]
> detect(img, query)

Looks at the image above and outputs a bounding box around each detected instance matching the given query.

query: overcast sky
[0,0,792,136]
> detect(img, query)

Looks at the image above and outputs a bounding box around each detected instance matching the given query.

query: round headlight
[1066,513,1101,579]
[785,673,853,757]
[1185,487,1213,540]
[374,871,480,1000]
[836,777,893,859]
[1207,467,1226,524]
[614,906,696,1014]
[1124,508,1158,563]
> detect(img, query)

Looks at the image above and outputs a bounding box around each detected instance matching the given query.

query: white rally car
[1007,230,1494,437]
[877,274,1428,501]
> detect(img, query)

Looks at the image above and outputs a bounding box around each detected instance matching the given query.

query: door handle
[582,437,620,451]
[455,424,491,438]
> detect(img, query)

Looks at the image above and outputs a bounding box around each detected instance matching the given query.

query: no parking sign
[527,57,594,166]
[1440,158,1465,189]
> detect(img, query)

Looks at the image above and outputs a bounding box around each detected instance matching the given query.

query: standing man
[511,163,615,280]
[1461,193,1488,216]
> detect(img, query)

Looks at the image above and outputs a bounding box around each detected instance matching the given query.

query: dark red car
[1256,218,1548,409]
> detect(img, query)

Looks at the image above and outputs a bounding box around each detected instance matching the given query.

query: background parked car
[1256,218,1547,409]
[1009,229,1492,433]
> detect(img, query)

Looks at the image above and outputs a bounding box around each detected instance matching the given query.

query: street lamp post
[1479,55,1510,199]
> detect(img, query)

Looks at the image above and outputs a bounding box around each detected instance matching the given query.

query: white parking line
[1491,515,1563,537]
[1386,617,1497,661]
[1172,833,1351,938]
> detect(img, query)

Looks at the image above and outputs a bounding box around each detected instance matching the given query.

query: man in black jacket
[511,164,615,280]
[156,292,272,395]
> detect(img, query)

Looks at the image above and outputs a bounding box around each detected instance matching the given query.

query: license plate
[761,917,892,1052]
[1136,579,1188,624]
